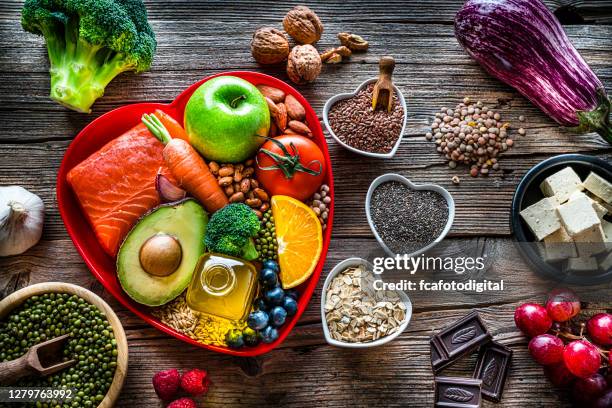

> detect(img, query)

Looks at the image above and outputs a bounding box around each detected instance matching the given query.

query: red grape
[593,389,612,408]
[544,362,576,387]
[528,334,565,365]
[514,303,552,337]
[587,313,612,347]
[545,288,580,322]
[563,340,602,378]
[571,374,607,405]
[607,370,612,387]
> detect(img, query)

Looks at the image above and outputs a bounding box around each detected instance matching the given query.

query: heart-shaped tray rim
[320,257,412,348]
[322,78,407,159]
[365,173,455,258]
[56,71,334,356]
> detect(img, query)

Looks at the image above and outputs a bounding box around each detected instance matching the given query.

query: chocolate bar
[434,376,482,408]
[430,311,492,373]
[473,341,513,402]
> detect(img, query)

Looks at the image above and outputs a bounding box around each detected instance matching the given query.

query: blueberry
[259,268,278,288]
[269,306,287,327]
[242,327,260,347]
[225,329,244,348]
[264,287,285,306]
[254,298,268,312]
[282,296,298,316]
[247,310,269,331]
[285,289,299,300]
[260,326,279,344]
[263,260,279,272]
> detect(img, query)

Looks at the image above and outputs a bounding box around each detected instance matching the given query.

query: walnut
[286,44,322,85]
[338,32,369,52]
[251,27,290,64]
[283,6,323,44]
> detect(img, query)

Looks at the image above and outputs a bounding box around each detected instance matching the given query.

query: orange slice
[271,195,323,289]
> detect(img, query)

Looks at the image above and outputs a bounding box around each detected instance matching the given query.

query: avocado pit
[139,233,183,277]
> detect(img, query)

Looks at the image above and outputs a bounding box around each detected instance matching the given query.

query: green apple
[184,76,270,163]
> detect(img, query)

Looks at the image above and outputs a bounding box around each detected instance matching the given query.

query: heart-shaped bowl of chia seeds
[322,78,407,159]
[365,173,455,258]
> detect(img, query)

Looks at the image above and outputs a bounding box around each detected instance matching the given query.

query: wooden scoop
[0,334,76,385]
[372,56,396,112]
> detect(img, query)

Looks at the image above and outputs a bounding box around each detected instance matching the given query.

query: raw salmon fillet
[67,123,172,257]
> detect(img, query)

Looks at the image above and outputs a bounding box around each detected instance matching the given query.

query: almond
[274,102,288,130]
[285,94,306,121]
[257,85,285,103]
[288,120,313,137]
[265,97,280,116]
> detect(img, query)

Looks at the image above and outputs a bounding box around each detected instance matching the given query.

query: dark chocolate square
[430,311,492,373]
[473,342,513,402]
[434,376,482,408]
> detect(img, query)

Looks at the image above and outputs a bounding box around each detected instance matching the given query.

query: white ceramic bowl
[322,78,407,159]
[365,173,455,258]
[320,257,412,348]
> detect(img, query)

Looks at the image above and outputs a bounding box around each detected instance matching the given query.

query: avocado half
[117,199,208,307]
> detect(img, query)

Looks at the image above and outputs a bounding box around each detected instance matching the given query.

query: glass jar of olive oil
[186,253,258,321]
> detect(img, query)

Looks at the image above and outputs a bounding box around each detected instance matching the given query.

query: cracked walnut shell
[283,6,323,44]
[286,44,322,85]
[251,27,290,64]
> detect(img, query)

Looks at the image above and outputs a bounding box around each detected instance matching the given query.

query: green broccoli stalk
[21,0,156,113]
[204,204,261,261]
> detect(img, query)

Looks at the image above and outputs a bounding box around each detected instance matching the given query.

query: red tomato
[255,135,326,201]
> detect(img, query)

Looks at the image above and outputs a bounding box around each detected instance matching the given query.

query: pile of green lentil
[255,209,278,261]
[0,293,117,408]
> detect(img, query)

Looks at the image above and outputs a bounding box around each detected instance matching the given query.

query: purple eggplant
[455,0,611,143]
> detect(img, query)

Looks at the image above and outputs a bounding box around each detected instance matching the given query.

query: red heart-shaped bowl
[57,71,334,356]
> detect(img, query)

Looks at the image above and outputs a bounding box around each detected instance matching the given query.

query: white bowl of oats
[321,257,412,348]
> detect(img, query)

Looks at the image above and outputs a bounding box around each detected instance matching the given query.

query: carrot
[142,113,228,213]
[154,109,189,142]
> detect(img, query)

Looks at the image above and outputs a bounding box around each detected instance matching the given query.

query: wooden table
[1,1,611,406]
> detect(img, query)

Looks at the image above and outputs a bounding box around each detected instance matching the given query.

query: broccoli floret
[21,0,156,113]
[205,204,261,261]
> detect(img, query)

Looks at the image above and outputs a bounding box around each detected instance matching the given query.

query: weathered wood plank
[1,0,610,25]
[2,238,610,324]
[0,140,609,238]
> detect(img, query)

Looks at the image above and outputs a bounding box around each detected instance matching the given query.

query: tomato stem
[256,136,322,179]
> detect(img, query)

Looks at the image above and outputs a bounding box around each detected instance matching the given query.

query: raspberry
[180,368,211,396]
[167,397,197,408]
[152,368,181,401]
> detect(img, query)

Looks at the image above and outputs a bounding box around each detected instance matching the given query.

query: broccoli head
[204,204,261,261]
[21,0,156,113]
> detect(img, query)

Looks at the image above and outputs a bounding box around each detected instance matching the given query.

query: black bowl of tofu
[511,154,612,285]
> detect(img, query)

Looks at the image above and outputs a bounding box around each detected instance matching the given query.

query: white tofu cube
[565,256,598,272]
[543,227,577,261]
[583,172,612,204]
[574,225,607,257]
[600,251,612,272]
[540,167,583,203]
[520,197,562,241]
[569,191,607,219]
[587,192,612,214]
[557,195,600,236]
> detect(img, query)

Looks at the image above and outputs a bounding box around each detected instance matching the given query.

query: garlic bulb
[0,186,45,256]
